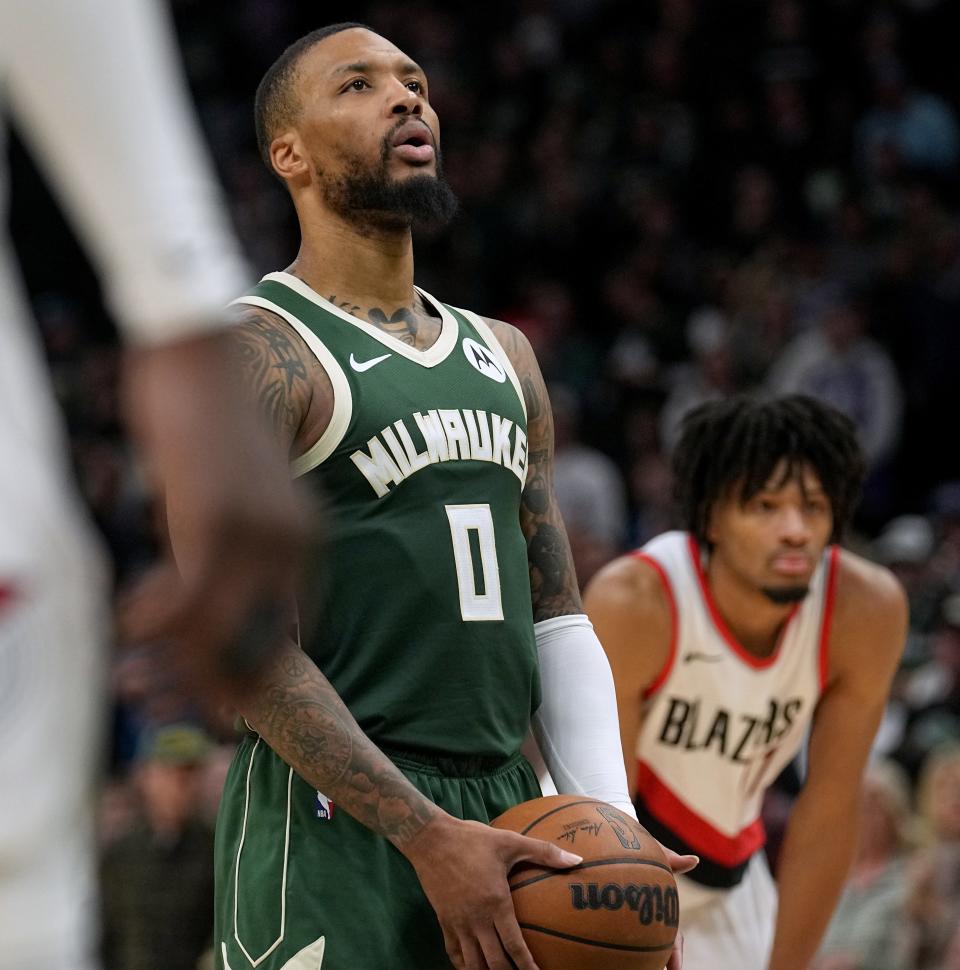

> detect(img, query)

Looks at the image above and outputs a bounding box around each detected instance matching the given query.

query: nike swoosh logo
[350,352,392,372]
[683,652,724,664]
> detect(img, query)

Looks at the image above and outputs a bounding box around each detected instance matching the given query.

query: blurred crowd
[6,0,960,967]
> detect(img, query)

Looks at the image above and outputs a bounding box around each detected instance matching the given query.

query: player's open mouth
[392,121,435,163]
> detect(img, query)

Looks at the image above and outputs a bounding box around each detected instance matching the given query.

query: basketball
[491,795,679,970]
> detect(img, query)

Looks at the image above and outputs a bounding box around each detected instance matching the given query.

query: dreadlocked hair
[672,394,865,546]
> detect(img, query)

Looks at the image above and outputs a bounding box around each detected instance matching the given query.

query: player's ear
[270,131,309,182]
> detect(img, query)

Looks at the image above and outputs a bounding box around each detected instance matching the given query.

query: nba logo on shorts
[315,792,334,820]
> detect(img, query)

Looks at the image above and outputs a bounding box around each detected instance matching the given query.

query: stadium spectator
[814,759,916,970]
[766,284,903,472]
[904,744,960,968]
[855,59,960,179]
[552,383,629,584]
[872,515,941,637]
[898,597,960,775]
[659,306,742,451]
[100,724,216,970]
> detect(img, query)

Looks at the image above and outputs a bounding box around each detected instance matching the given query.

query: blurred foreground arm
[123,334,306,699]
[3,0,307,696]
[4,0,248,341]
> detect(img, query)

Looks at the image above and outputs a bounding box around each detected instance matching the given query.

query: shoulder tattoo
[228,305,312,448]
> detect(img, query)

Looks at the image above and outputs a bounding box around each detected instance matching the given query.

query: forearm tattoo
[245,645,437,847]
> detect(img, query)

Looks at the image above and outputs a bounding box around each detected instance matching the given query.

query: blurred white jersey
[632,532,838,968]
[0,1,248,966]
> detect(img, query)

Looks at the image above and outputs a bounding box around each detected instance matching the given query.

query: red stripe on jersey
[0,585,17,612]
[630,551,678,701]
[636,760,766,866]
[687,535,799,670]
[818,546,840,691]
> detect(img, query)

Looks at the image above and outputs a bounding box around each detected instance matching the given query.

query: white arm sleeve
[531,613,636,820]
[1,0,248,342]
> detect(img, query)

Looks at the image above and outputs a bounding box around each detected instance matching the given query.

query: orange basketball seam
[510,857,673,891]
[517,924,674,952]
[518,799,606,835]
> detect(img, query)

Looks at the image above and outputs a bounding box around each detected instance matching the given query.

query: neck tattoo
[327,295,361,316]
[327,294,437,348]
[367,307,419,346]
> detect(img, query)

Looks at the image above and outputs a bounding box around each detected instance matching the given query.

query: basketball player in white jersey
[0,2,303,968]
[584,395,907,970]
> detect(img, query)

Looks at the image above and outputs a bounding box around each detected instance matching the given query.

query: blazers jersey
[633,531,838,888]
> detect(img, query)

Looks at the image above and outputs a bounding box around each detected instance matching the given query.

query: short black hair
[672,394,865,546]
[254,23,372,172]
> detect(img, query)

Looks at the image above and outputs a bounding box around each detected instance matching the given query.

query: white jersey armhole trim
[456,307,527,423]
[230,295,352,478]
[259,272,458,367]
[231,738,292,964]
[458,309,528,487]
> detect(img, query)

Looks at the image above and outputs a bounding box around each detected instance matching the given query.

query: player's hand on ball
[658,844,698,877]
[403,812,581,970]
[660,842,700,970]
[658,841,697,970]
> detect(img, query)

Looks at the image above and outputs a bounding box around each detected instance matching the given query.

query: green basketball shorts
[214,737,542,970]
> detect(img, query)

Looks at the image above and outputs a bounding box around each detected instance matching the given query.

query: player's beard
[760,585,810,604]
[320,132,459,234]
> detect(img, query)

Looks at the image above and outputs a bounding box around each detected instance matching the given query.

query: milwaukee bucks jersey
[234,271,540,758]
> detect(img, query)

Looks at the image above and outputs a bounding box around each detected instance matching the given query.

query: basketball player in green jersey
[182,22,695,970]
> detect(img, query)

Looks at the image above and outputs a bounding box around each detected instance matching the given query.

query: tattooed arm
[483,317,697,967]
[484,315,634,803]
[482,318,582,619]
[222,305,437,843]
[225,303,327,459]
[241,634,582,969]
[211,305,581,970]
[244,640,440,842]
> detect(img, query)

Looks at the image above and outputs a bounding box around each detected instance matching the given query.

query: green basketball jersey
[236,272,540,758]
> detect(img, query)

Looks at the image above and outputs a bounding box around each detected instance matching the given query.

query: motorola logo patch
[462,338,507,383]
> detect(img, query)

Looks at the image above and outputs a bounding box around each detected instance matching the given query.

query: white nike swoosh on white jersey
[350,352,392,372]
[222,937,325,969]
